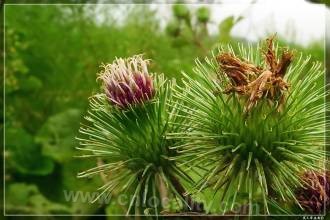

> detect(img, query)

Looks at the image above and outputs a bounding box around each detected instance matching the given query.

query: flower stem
[168,174,204,213]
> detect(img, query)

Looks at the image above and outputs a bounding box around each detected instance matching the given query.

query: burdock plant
[77,55,199,215]
[169,37,327,214]
[296,171,330,214]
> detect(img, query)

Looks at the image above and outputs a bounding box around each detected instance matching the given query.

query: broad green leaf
[36,109,82,163]
[5,183,71,215]
[19,75,43,92]
[5,127,54,175]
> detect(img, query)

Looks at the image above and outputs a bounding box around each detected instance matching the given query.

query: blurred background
[3,0,327,218]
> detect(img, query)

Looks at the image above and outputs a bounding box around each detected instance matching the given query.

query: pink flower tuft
[98,55,155,108]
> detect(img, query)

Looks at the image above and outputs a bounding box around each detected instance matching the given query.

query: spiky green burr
[76,55,197,215]
[169,39,327,215]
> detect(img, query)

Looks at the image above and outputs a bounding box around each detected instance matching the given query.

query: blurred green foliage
[218,16,243,43]
[4,4,324,218]
[306,0,330,6]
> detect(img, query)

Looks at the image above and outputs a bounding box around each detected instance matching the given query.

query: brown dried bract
[216,36,294,112]
[296,171,330,214]
[217,52,261,86]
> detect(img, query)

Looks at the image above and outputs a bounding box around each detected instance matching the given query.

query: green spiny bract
[169,39,327,214]
[76,55,195,215]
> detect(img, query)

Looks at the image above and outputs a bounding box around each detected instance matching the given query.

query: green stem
[168,174,204,212]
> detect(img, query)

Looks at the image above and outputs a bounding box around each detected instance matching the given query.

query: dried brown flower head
[216,36,294,112]
[296,171,330,214]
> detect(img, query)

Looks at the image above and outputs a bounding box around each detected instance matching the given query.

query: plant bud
[196,7,210,23]
[98,55,155,108]
[172,4,190,20]
[166,21,181,37]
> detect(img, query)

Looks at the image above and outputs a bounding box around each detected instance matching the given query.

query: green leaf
[61,158,103,215]
[218,16,243,42]
[19,75,43,92]
[5,183,71,215]
[6,183,38,206]
[5,127,54,175]
[36,109,82,163]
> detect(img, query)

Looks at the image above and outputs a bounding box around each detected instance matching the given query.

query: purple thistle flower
[296,171,330,214]
[98,55,155,108]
